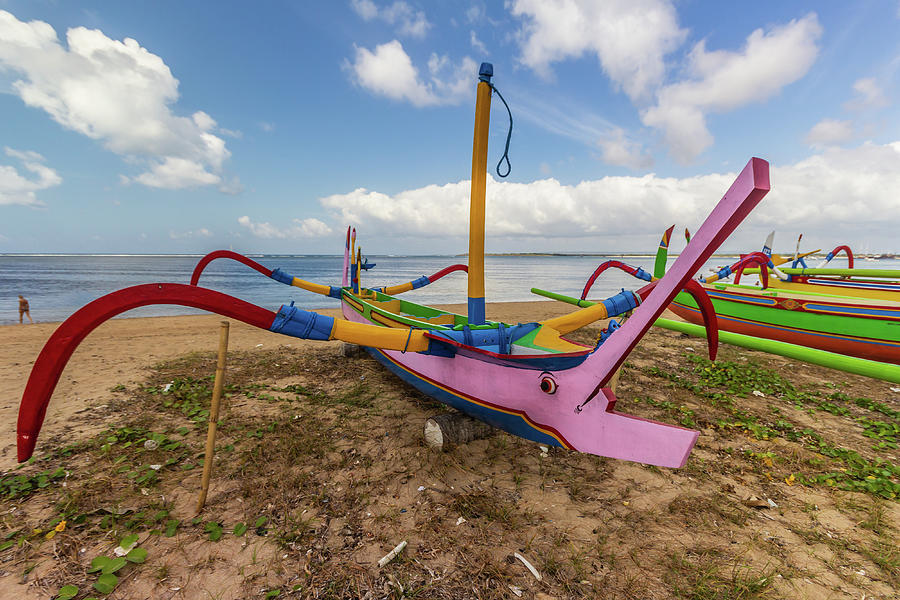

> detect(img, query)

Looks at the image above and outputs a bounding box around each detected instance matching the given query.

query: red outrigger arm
[731,251,773,287]
[190,250,273,285]
[17,284,277,462]
[636,279,719,361]
[579,260,720,360]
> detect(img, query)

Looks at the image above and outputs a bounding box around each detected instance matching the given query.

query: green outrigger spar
[531,287,900,384]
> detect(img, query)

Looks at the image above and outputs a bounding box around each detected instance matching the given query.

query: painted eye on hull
[539,376,557,394]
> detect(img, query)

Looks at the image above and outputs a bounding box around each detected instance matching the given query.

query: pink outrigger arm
[495,157,768,467]
[582,158,769,395]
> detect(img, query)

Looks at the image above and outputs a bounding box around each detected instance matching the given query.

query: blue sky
[1,1,899,255]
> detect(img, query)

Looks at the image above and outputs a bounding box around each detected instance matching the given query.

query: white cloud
[0,10,234,190]
[804,118,854,147]
[258,121,275,132]
[169,228,213,240]
[0,146,62,206]
[350,0,430,38]
[470,30,487,55]
[510,0,686,100]
[597,128,653,169]
[346,40,476,107]
[350,0,378,20]
[642,13,822,164]
[843,77,888,111]
[238,215,332,239]
[318,141,900,249]
[763,142,900,231]
[320,174,732,239]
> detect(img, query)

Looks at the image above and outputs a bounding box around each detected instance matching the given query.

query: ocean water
[1,253,897,325]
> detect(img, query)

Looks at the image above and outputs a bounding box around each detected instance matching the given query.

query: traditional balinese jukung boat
[16,63,771,469]
[578,232,900,365]
[734,239,900,302]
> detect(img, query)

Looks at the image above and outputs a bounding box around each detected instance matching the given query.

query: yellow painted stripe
[381,281,414,295]
[540,302,611,335]
[331,319,429,351]
[290,277,332,296]
[467,79,491,302]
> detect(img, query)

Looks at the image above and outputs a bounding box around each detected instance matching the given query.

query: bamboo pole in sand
[196,321,230,513]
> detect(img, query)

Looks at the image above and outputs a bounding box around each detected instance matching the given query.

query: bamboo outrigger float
[16,63,771,468]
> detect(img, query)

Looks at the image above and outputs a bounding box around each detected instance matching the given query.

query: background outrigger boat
[735,239,900,302]
[579,233,900,365]
[16,64,772,469]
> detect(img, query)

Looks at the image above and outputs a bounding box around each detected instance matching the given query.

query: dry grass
[2,328,898,599]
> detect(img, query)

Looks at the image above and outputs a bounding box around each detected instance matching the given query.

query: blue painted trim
[707,290,778,306]
[270,304,334,341]
[269,268,293,285]
[411,275,430,290]
[468,297,486,325]
[602,290,639,317]
[803,303,900,319]
[676,303,900,349]
[633,267,652,282]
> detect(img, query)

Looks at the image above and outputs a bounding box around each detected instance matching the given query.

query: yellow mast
[467,62,493,325]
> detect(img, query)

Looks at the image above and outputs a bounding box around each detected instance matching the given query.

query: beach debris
[685,346,694,352]
[162,383,173,393]
[377,540,407,568]
[513,552,542,581]
[508,584,524,597]
[255,343,263,348]
[149,464,162,471]
[417,486,426,492]
[113,534,139,557]
[891,387,900,393]
[455,517,466,526]
[752,390,765,397]
[143,439,159,451]
[741,495,773,509]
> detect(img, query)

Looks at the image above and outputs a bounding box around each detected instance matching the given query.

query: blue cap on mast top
[479,62,493,82]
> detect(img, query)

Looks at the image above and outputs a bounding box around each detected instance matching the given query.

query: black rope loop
[486,82,512,178]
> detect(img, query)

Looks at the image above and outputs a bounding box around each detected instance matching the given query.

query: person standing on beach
[18,295,33,324]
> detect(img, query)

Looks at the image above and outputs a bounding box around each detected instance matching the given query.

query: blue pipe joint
[270,268,294,285]
[601,290,639,318]
[270,303,335,341]
[596,318,621,345]
[411,275,430,290]
[825,251,835,262]
[633,267,652,282]
[327,286,342,299]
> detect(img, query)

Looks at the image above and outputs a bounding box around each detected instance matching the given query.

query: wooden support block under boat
[340,342,363,357]
[424,412,494,450]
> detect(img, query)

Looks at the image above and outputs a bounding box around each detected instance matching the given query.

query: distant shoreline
[2,252,897,259]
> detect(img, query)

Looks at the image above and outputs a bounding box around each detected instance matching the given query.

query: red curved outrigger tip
[190,250,274,286]
[17,283,277,462]
[637,279,719,361]
[580,260,647,300]
[732,251,772,287]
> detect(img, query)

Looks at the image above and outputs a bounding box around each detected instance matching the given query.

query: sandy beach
[1,301,898,599]
[0,301,576,471]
